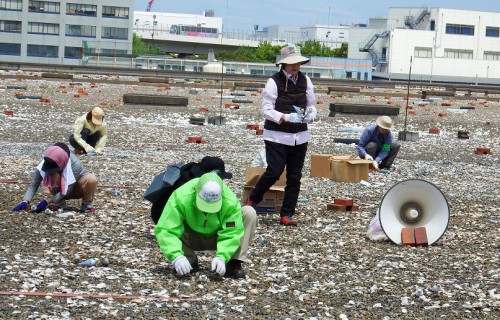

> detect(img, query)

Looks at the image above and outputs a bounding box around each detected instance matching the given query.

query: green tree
[132,33,160,55]
[332,43,348,58]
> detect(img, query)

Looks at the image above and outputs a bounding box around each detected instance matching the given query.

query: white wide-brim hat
[276,46,309,66]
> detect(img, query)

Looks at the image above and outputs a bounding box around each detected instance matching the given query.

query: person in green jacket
[154,172,257,279]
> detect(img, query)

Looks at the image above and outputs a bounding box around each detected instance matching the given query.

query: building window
[414,47,432,58]
[102,27,128,39]
[0,0,22,11]
[102,6,129,19]
[28,22,59,35]
[430,20,435,31]
[64,46,82,59]
[29,1,60,13]
[66,3,97,16]
[485,26,499,38]
[444,49,473,59]
[100,49,127,56]
[445,24,474,36]
[27,44,58,57]
[0,42,20,55]
[65,24,96,37]
[484,51,500,61]
[0,20,21,32]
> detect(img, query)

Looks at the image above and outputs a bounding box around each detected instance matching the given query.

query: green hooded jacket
[154,177,244,263]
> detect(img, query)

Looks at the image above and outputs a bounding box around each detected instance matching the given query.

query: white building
[0,0,133,65]
[301,25,349,49]
[133,11,222,40]
[348,7,500,82]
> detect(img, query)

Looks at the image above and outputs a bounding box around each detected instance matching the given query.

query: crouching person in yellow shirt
[69,107,108,155]
[154,172,257,279]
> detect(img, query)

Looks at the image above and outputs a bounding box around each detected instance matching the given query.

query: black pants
[69,129,101,152]
[364,141,400,169]
[249,140,308,217]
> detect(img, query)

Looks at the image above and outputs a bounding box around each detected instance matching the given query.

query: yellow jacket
[72,114,108,153]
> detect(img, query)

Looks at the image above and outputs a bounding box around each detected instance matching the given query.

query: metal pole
[404,56,413,133]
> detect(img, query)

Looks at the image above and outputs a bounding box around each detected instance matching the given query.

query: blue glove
[12,201,28,211]
[284,113,304,123]
[34,200,48,213]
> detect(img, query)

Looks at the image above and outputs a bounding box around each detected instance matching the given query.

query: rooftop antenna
[398,56,419,142]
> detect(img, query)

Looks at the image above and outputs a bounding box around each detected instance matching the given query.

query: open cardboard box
[241,167,286,214]
[310,154,376,183]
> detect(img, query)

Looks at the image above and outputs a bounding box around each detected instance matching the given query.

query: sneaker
[224,259,246,279]
[280,215,298,226]
[80,204,95,213]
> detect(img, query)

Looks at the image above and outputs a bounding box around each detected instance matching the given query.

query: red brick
[346,204,360,211]
[246,124,260,130]
[429,128,440,134]
[255,129,263,135]
[199,107,209,112]
[327,203,347,211]
[4,110,14,116]
[475,148,492,155]
[334,198,354,206]
[186,136,205,144]
[414,227,428,246]
[401,228,416,246]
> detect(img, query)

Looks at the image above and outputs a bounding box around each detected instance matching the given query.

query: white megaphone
[379,179,450,246]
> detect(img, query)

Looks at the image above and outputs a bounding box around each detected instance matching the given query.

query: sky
[135,1,500,32]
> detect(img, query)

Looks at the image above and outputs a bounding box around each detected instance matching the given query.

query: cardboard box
[241,167,285,214]
[310,154,333,178]
[330,156,373,183]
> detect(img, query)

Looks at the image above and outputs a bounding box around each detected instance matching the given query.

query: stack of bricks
[327,198,359,212]
[401,227,428,246]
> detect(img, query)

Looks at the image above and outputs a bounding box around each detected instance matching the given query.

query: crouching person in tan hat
[69,107,108,155]
[154,172,257,279]
[12,142,97,213]
[356,116,400,170]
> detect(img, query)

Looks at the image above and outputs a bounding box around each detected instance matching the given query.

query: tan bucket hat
[376,116,395,130]
[276,45,309,66]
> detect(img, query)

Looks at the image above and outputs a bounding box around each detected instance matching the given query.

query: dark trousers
[250,140,308,216]
[365,141,400,169]
[69,129,101,152]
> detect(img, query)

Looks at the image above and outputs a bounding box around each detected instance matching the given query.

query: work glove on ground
[364,154,373,161]
[34,199,48,213]
[172,255,192,276]
[211,257,226,276]
[12,201,28,211]
[284,113,304,123]
[86,152,97,157]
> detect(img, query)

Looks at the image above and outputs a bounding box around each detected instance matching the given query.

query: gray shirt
[23,153,88,204]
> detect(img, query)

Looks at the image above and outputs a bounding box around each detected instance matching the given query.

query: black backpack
[146,162,203,224]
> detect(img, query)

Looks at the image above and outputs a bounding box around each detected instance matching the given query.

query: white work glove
[303,107,315,124]
[172,255,192,276]
[372,160,379,170]
[84,146,95,153]
[284,113,304,123]
[364,154,373,161]
[211,257,226,276]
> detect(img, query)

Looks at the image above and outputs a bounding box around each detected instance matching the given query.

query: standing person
[356,116,400,170]
[69,107,108,155]
[155,172,257,279]
[246,45,317,226]
[12,142,97,213]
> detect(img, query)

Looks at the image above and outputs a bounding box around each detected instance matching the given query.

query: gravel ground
[0,71,499,320]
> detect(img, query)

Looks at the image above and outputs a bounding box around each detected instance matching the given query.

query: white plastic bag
[366,209,388,241]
